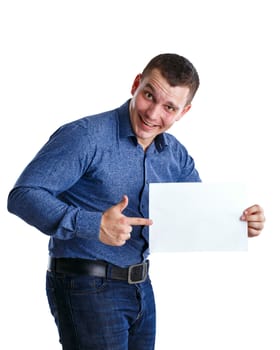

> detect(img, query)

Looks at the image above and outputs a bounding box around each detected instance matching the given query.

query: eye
[165,105,176,112]
[144,91,153,100]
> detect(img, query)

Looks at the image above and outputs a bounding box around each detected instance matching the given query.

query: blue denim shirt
[8,100,201,267]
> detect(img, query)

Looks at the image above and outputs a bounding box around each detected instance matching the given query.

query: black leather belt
[48,257,149,284]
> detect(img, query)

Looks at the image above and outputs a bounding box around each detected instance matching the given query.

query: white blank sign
[149,182,248,252]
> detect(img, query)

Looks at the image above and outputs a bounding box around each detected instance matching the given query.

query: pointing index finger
[127,217,153,226]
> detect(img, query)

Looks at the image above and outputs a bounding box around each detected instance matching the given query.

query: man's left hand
[241,204,265,237]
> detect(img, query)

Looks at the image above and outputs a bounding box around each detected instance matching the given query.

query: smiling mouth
[139,115,158,129]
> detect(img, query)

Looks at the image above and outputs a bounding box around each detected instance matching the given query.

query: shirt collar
[117,99,169,153]
[118,100,135,139]
[154,133,169,153]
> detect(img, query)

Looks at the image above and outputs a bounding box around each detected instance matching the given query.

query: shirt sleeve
[172,138,202,183]
[178,153,202,182]
[7,120,102,241]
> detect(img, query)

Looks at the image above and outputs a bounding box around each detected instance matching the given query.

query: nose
[146,103,161,120]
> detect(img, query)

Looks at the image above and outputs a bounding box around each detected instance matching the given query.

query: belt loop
[106,263,112,279]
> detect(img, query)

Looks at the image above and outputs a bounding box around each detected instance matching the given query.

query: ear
[131,74,142,95]
[176,104,192,121]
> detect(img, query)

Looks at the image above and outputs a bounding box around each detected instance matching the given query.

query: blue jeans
[46,271,156,350]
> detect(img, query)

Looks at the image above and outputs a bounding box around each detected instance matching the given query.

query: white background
[1,1,279,349]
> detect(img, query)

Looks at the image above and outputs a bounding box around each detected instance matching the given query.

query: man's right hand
[99,195,153,246]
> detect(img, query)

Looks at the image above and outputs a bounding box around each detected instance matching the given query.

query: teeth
[143,119,154,127]
[140,115,157,128]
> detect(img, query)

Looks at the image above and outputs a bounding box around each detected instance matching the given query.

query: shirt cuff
[75,209,103,240]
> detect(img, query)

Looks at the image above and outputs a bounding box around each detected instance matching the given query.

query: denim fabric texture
[46,271,156,350]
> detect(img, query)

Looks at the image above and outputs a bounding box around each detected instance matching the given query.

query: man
[7,53,265,349]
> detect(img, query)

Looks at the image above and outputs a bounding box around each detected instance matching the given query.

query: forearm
[7,186,103,240]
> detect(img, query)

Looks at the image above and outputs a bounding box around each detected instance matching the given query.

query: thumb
[115,195,129,213]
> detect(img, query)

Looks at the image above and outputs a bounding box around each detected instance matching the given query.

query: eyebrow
[144,83,180,110]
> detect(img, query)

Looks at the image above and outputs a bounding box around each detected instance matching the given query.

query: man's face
[129,68,192,150]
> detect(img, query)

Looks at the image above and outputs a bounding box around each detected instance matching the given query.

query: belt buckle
[128,262,148,284]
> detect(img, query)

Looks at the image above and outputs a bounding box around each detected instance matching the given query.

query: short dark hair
[141,53,200,104]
